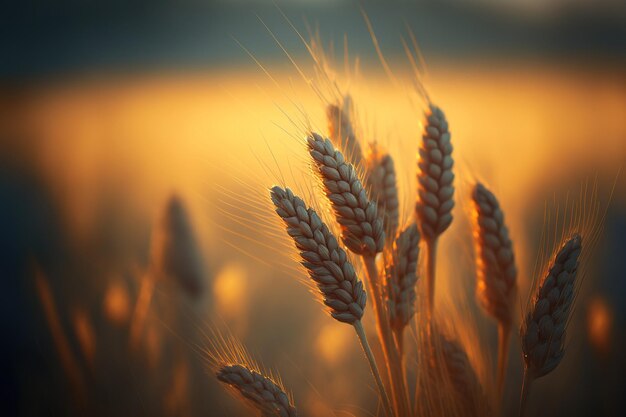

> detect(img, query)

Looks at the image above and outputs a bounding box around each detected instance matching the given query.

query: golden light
[164,359,190,414]
[213,263,248,319]
[315,321,352,364]
[305,393,337,417]
[587,295,613,357]
[103,279,131,326]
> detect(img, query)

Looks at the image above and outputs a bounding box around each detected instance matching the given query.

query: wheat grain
[307,132,385,257]
[521,233,581,379]
[217,364,297,417]
[270,186,366,324]
[366,143,400,240]
[386,223,420,333]
[326,96,363,167]
[415,104,454,240]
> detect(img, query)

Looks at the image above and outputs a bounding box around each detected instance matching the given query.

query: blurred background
[1,1,625,416]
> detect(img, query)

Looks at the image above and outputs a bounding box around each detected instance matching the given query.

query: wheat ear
[308,132,385,257]
[307,135,409,416]
[217,364,297,417]
[326,97,364,168]
[386,223,420,353]
[519,234,582,416]
[270,186,393,417]
[415,104,454,315]
[151,195,205,297]
[270,186,366,324]
[435,331,492,417]
[366,143,400,241]
[471,183,517,393]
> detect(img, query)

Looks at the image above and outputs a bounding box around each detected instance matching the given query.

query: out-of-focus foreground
[1,1,625,416]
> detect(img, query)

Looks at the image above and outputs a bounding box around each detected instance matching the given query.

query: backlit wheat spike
[435,331,492,417]
[386,223,420,332]
[307,133,385,257]
[472,183,517,325]
[366,143,400,240]
[326,96,363,167]
[307,134,406,414]
[472,183,517,393]
[521,234,582,379]
[519,234,582,416]
[217,364,297,417]
[415,104,454,314]
[272,185,393,416]
[415,104,454,240]
[270,186,366,324]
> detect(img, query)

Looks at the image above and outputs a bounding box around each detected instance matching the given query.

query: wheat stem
[130,271,155,349]
[519,368,533,417]
[392,328,412,416]
[425,238,438,316]
[497,322,511,397]
[354,320,394,417]
[393,328,404,359]
[363,256,410,417]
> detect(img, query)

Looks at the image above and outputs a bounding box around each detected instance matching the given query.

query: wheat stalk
[386,223,420,351]
[270,186,393,417]
[471,183,517,393]
[307,133,411,415]
[308,132,385,257]
[151,195,204,298]
[217,364,297,417]
[306,132,410,414]
[519,233,582,416]
[415,104,454,315]
[326,96,364,168]
[366,143,400,241]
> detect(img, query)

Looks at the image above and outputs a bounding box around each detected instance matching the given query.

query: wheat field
[1,3,625,417]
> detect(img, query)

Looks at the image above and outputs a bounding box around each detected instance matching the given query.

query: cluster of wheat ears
[208,86,601,417]
[202,15,611,412]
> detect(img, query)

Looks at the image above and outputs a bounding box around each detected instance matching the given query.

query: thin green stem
[354,320,395,417]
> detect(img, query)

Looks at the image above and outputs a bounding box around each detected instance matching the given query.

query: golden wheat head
[270,186,367,324]
[307,132,385,257]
